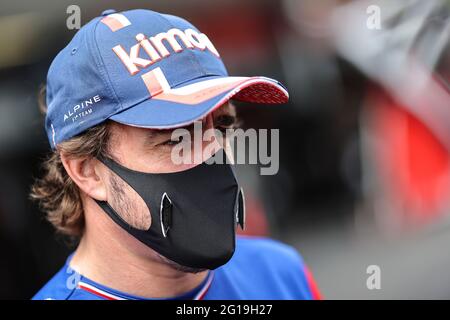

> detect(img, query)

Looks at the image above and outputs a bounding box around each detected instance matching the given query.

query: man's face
[99,102,238,273]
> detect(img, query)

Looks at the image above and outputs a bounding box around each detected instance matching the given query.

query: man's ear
[60,152,107,201]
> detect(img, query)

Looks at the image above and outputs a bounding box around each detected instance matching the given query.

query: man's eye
[214,114,241,133]
[163,135,184,146]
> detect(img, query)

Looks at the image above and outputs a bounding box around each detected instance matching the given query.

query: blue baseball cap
[45,9,289,148]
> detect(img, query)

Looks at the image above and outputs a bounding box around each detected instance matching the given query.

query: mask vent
[236,188,246,230]
[160,192,172,237]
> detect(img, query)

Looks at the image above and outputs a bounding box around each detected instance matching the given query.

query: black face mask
[94,149,245,270]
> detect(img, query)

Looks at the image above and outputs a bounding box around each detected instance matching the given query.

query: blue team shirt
[33,236,319,300]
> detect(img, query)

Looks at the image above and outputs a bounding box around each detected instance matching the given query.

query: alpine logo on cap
[112,28,220,75]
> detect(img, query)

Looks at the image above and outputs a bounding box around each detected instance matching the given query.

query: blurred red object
[367,87,450,224]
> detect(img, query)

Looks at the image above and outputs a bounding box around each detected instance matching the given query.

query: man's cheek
[110,178,151,230]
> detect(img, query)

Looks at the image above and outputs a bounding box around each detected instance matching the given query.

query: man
[31,8,321,300]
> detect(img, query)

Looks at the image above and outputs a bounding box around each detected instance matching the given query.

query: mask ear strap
[94,199,136,230]
[236,188,245,230]
[96,155,116,172]
[95,156,171,238]
[160,192,172,238]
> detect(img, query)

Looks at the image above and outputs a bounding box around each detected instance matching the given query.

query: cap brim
[109,75,289,129]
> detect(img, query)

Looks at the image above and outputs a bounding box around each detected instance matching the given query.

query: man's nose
[199,113,222,157]
[202,113,214,131]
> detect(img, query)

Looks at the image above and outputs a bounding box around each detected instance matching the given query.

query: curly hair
[30,85,112,238]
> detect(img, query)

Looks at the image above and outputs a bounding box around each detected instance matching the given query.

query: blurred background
[0,0,449,299]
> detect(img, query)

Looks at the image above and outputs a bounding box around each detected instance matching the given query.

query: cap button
[101,9,116,16]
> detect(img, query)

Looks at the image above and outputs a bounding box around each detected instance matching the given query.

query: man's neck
[69,203,208,299]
